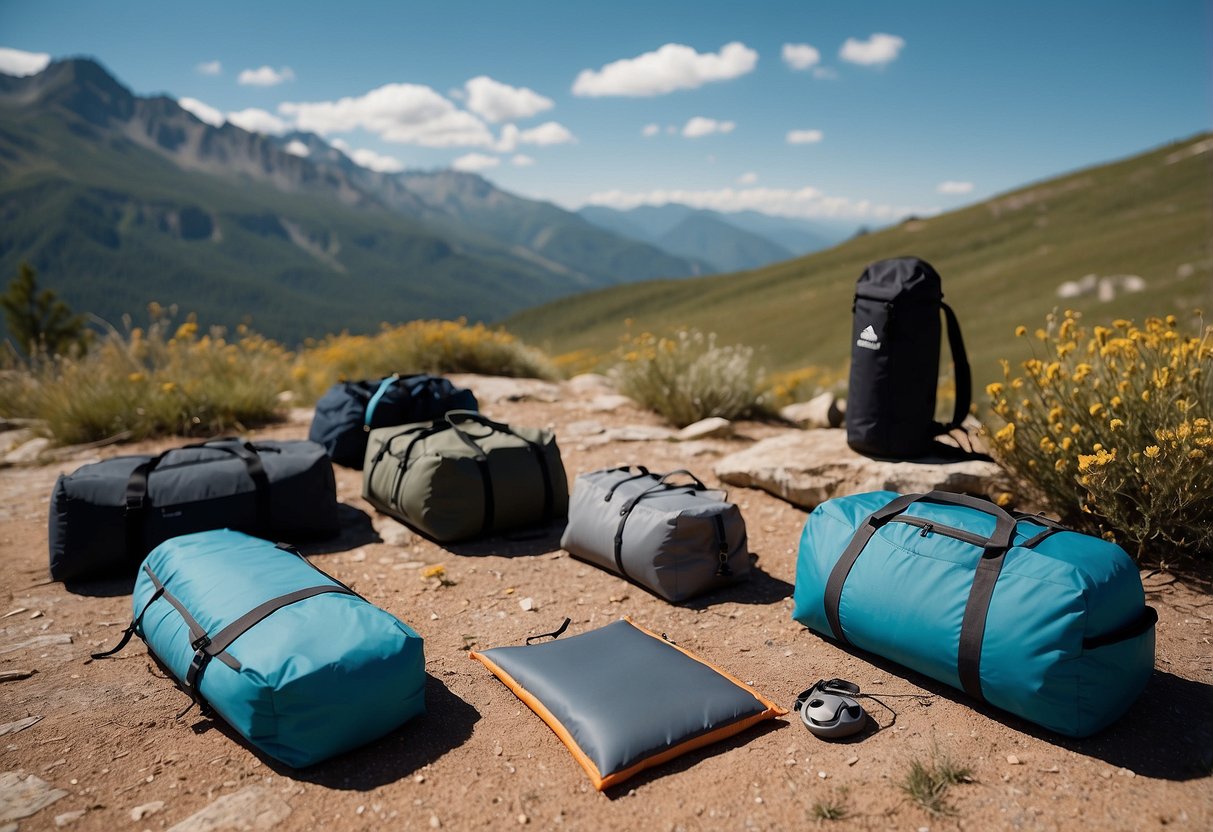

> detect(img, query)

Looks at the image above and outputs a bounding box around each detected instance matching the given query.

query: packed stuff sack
[560,466,750,602]
[363,410,567,543]
[846,257,972,458]
[94,530,426,767]
[49,438,338,582]
[470,618,785,790]
[792,490,1157,737]
[308,374,479,468]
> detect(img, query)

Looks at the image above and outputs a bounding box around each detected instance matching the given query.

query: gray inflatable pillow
[470,618,785,790]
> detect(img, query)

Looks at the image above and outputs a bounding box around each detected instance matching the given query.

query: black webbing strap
[824,494,918,643]
[475,457,495,535]
[957,548,1008,701]
[1082,606,1158,650]
[525,617,572,644]
[711,513,733,577]
[935,301,972,434]
[611,471,710,580]
[90,585,166,659]
[823,491,1018,702]
[124,440,271,558]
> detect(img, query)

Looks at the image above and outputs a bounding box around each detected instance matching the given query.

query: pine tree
[1,262,89,356]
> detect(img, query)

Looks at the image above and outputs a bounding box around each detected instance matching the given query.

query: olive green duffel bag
[363,411,568,542]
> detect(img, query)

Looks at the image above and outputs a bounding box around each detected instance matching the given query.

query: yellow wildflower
[994,423,1016,444]
[985,382,1004,398]
[1014,325,1027,337]
[1109,419,1124,431]
[128,372,145,383]
[161,382,176,393]
[1088,403,1104,417]
[1143,445,1160,459]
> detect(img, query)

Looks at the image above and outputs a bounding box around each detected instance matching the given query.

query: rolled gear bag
[308,374,478,468]
[363,410,568,543]
[560,466,750,602]
[792,490,1157,737]
[94,529,426,767]
[48,438,338,582]
[846,257,972,458]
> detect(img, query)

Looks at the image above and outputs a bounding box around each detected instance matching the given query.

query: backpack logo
[857,324,881,350]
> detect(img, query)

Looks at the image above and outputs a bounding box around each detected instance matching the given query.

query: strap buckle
[191,634,211,652]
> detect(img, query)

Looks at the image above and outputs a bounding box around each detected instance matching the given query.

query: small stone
[55,809,87,827]
[846,756,859,766]
[430,814,442,828]
[165,785,290,831]
[413,774,425,783]
[430,613,439,620]
[780,392,844,429]
[586,394,635,412]
[356,805,365,815]
[818,771,828,779]
[493,743,503,757]
[519,597,536,612]
[29,611,43,620]
[517,814,529,824]
[130,800,164,821]
[1006,754,1021,765]
[1117,767,1136,778]
[0,772,68,821]
[676,417,733,441]
[379,525,413,547]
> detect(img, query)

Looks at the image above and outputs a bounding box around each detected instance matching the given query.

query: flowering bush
[986,311,1212,563]
[295,319,557,399]
[612,328,772,427]
[0,305,290,444]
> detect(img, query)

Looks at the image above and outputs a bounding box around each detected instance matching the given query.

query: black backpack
[308,374,479,468]
[845,257,971,458]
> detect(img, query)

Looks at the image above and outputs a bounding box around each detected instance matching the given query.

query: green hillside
[509,134,1213,383]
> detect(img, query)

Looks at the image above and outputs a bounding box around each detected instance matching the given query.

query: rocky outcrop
[714,429,1004,511]
[780,393,845,429]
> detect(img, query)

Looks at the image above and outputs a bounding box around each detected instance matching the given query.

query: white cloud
[782,43,821,70]
[737,171,758,185]
[518,121,575,146]
[511,154,535,167]
[812,66,839,80]
[279,83,493,147]
[642,123,661,137]
[283,139,310,157]
[226,107,288,135]
[349,147,405,173]
[936,180,974,195]
[586,185,936,221]
[179,96,225,127]
[464,75,553,123]
[451,152,500,172]
[237,65,295,86]
[195,60,222,76]
[0,46,51,77]
[682,116,735,138]
[839,33,905,66]
[572,41,757,97]
[787,129,824,144]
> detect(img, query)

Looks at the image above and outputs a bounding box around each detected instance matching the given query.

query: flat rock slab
[167,786,291,832]
[450,375,561,404]
[0,771,68,823]
[714,429,1003,511]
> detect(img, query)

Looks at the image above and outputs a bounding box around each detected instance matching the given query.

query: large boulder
[714,429,1004,511]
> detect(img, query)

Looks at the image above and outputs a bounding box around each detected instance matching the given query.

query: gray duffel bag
[560,466,750,602]
[363,411,567,542]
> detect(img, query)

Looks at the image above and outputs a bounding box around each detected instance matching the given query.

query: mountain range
[577,204,850,273]
[0,57,715,344]
[511,133,1213,382]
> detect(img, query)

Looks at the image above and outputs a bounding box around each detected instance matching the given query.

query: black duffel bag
[308,374,479,468]
[48,438,338,582]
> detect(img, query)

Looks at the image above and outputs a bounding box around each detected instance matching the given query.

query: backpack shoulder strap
[937,301,971,433]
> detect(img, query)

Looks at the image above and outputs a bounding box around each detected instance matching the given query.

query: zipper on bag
[889,515,991,547]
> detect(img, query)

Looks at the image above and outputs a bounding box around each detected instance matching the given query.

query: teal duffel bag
[95,529,426,766]
[792,491,1157,737]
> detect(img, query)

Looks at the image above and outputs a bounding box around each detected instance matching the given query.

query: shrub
[612,328,772,427]
[766,364,848,407]
[0,306,291,445]
[295,319,558,400]
[985,311,1212,564]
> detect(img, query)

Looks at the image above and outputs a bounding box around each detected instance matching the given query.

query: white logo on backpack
[857,324,881,350]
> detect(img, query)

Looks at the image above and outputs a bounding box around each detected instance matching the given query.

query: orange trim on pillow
[469,618,787,791]
[468,649,606,788]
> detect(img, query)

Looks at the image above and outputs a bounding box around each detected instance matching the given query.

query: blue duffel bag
[94,529,426,766]
[308,374,478,468]
[792,491,1157,737]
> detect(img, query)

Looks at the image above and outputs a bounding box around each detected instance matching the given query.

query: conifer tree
[1,262,88,356]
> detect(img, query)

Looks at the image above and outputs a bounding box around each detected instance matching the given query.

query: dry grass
[611,328,773,427]
[900,744,973,815]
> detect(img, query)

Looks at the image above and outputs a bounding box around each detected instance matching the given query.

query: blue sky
[1,0,1208,223]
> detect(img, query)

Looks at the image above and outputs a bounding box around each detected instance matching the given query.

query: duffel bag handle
[444,409,515,434]
[655,468,709,491]
[870,490,1017,553]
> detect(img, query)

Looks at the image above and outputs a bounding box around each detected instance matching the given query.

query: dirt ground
[1,375,1210,831]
